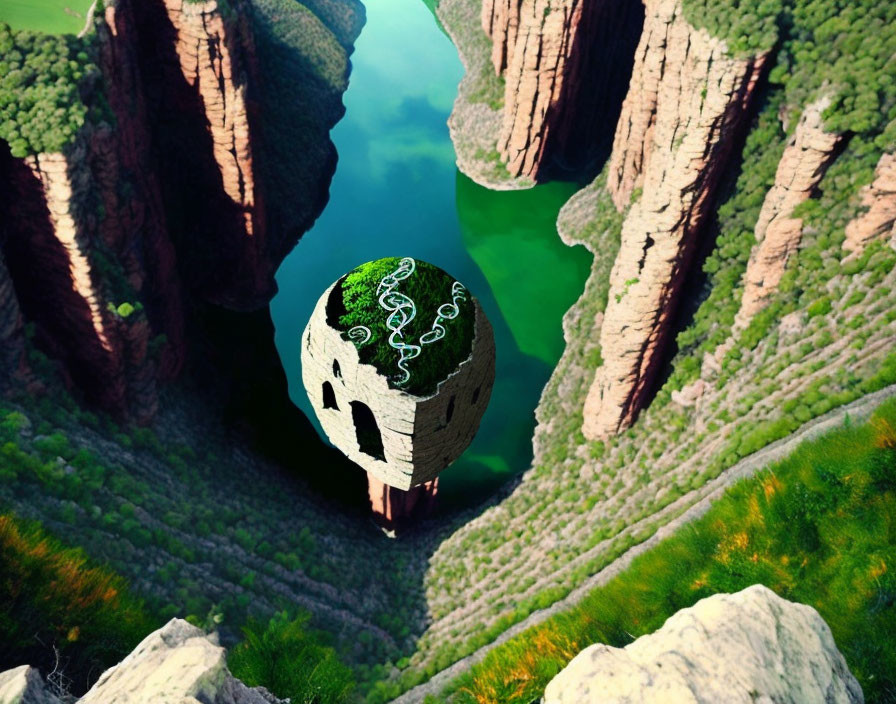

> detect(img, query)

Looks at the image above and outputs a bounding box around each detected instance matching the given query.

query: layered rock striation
[544,585,864,704]
[481,0,643,181]
[582,0,767,440]
[844,152,896,255]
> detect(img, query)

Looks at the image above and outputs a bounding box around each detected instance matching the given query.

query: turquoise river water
[270,0,591,509]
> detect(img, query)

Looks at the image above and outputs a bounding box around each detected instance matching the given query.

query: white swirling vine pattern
[343,258,468,386]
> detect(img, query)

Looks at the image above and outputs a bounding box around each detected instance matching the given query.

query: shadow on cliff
[540,0,645,184]
[0,140,122,412]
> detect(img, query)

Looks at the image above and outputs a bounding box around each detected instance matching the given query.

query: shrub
[0,514,156,694]
[228,611,354,704]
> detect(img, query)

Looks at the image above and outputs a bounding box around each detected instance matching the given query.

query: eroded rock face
[367,476,438,534]
[844,152,896,255]
[543,585,863,704]
[0,665,61,704]
[489,0,642,180]
[163,0,260,239]
[79,619,281,703]
[0,620,283,704]
[481,0,521,75]
[734,97,842,328]
[582,0,766,440]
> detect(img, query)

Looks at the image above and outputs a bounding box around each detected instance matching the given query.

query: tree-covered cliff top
[327,257,475,396]
[0,23,101,157]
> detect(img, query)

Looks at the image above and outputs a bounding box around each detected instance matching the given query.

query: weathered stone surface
[543,585,863,704]
[301,283,495,490]
[582,0,766,440]
[490,0,642,181]
[163,0,260,238]
[80,619,283,704]
[0,666,61,704]
[367,475,438,534]
[734,97,841,328]
[24,153,115,358]
[481,0,521,75]
[844,152,896,255]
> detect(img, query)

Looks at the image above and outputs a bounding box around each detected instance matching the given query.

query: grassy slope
[0,0,92,35]
[370,0,896,694]
[0,510,156,694]
[444,398,896,703]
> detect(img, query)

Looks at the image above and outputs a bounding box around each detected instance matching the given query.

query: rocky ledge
[544,585,863,704]
[0,620,283,704]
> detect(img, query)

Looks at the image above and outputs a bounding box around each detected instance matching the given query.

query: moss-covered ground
[332,257,475,396]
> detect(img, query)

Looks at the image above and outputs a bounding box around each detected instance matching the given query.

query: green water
[270,0,590,507]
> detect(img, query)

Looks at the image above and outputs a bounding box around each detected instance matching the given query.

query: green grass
[0,512,157,694]
[0,0,92,35]
[331,257,475,396]
[229,611,355,704]
[444,398,896,704]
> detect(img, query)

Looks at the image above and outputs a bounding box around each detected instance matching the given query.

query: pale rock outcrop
[0,666,61,704]
[582,0,766,440]
[79,619,283,704]
[25,152,114,357]
[843,152,896,255]
[544,585,863,704]
[163,0,260,237]
[734,97,842,328]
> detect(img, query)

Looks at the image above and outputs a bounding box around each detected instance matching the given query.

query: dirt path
[390,384,896,703]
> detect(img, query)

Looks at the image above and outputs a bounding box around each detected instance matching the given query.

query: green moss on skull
[329,257,475,396]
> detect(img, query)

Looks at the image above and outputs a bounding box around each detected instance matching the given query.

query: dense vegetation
[0,23,101,157]
[229,611,356,704]
[0,511,156,695]
[683,0,896,135]
[333,257,475,396]
[440,398,896,703]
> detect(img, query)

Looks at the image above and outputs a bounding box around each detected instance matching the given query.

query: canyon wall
[0,251,27,391]
[494,0,643,180]
[445,0,641,187]
[0,0,362,423]
[581,0,766,440]
[844,152,896,256]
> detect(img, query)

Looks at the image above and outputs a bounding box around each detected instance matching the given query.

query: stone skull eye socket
[322,382,338,410]
[351,401,385,461]
[333,359,341,378]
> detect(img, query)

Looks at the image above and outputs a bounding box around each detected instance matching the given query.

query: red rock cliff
[481,0,643,181]
[582,0,767,440]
